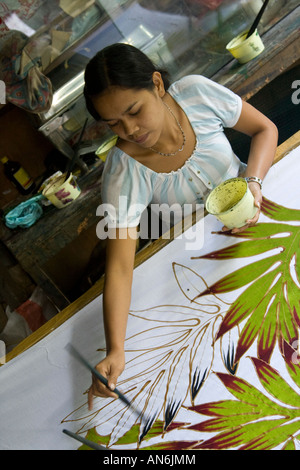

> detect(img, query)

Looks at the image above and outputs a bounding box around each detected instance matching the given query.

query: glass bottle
[1,156,35,195]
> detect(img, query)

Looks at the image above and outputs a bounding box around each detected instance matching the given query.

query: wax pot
[42,173,81,209]
[95,135,118,161]
[205,177,257,229]
[226,29,264,64]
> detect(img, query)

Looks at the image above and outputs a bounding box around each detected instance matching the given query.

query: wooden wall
[0,104,54,209]
[0,104,55,329]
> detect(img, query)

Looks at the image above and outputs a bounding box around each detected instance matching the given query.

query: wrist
[107,344,125,355]
[245,176,263,189]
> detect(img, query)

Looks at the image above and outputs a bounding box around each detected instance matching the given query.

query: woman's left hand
[222,181,262,233]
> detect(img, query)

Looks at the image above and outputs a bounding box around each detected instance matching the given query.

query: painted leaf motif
[234,285,276,362]
[63,264,232,447]
[61,196,300,451]
[280,338,300,388]
[194,418,288,450]
[140,439,198,450]
[190,352,300,450]
[261,198,300,222]
[238,420,300,451]
[192,197,300,362]
[250,357,300,408]
[193,257,277,297]
[194,225,288,260]
[80,420,188,450]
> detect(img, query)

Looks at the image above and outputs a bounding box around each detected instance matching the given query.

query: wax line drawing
[62,197,300,450]
[62,265,237,447]
[66,338,300,450]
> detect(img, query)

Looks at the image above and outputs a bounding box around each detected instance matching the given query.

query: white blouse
[100,74,246,229]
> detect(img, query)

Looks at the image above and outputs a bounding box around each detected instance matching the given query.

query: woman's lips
[134,133,149,145]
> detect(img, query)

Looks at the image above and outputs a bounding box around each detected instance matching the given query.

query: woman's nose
[123,119,139,137]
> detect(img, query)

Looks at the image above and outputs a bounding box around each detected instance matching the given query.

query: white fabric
[0,145,299,450]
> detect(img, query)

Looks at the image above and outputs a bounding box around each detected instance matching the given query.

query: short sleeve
[168,75,242,131]
[100,148,154,228]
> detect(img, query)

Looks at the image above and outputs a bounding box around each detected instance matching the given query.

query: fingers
[222,205,261,234]
[91,373,119,399]
[245,201,261,226]
[87,352,125,409]
[87,363,121,410]
[246,211,260,226]
[107,375,118,393]
[88,378,119,410]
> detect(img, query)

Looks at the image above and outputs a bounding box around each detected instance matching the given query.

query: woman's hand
[222,181,262,233]
[88,350,125,410]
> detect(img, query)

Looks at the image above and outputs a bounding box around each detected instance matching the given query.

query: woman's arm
[88,227,138,409]
[228,100,278,232]
[233,100,278,179]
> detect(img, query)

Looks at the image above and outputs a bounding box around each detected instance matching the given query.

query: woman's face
[91,74,166,150]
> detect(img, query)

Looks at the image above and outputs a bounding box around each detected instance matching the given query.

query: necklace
[149,101,186,157]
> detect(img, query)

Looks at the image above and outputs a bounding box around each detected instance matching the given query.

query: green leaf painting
[190,342,300,450]
[71,339,300,451]
[62,197,300,451]
[192,197,300,364]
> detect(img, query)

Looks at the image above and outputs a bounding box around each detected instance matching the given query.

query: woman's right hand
[88,350,125,410]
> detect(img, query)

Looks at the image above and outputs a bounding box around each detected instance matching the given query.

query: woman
[84,43,278,409]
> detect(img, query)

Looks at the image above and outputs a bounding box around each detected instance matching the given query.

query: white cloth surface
[0,145,299,450]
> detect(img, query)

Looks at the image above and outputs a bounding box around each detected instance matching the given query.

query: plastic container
[226,29,264,64]
[95,135,118,161]
[205,177,258,229]
[42,173,81,209]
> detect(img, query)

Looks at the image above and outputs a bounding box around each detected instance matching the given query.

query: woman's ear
[152,71,165,97]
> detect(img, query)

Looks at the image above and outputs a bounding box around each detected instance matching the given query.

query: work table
[0,163,104,309]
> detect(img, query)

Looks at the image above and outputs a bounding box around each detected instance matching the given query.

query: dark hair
[84,43,171,120]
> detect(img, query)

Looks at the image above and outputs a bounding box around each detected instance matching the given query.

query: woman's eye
[106,108,140,127]
[130,109,140,116]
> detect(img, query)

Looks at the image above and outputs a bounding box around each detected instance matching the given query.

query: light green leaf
[261,197,300,221]
[195,418,287,450]
[196,256,278,298]
[282,439,296,450]
[251,357,300,409]
[199,234,285,260]
[235,287,277,362]
[241,419,300,450]
[215,373,280,411]
[257,302,278,362]
[216,267,281,340]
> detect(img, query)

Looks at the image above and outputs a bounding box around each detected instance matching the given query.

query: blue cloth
[5,195,44,229]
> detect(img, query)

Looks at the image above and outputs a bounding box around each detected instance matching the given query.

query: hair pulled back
[84,43,171,120]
